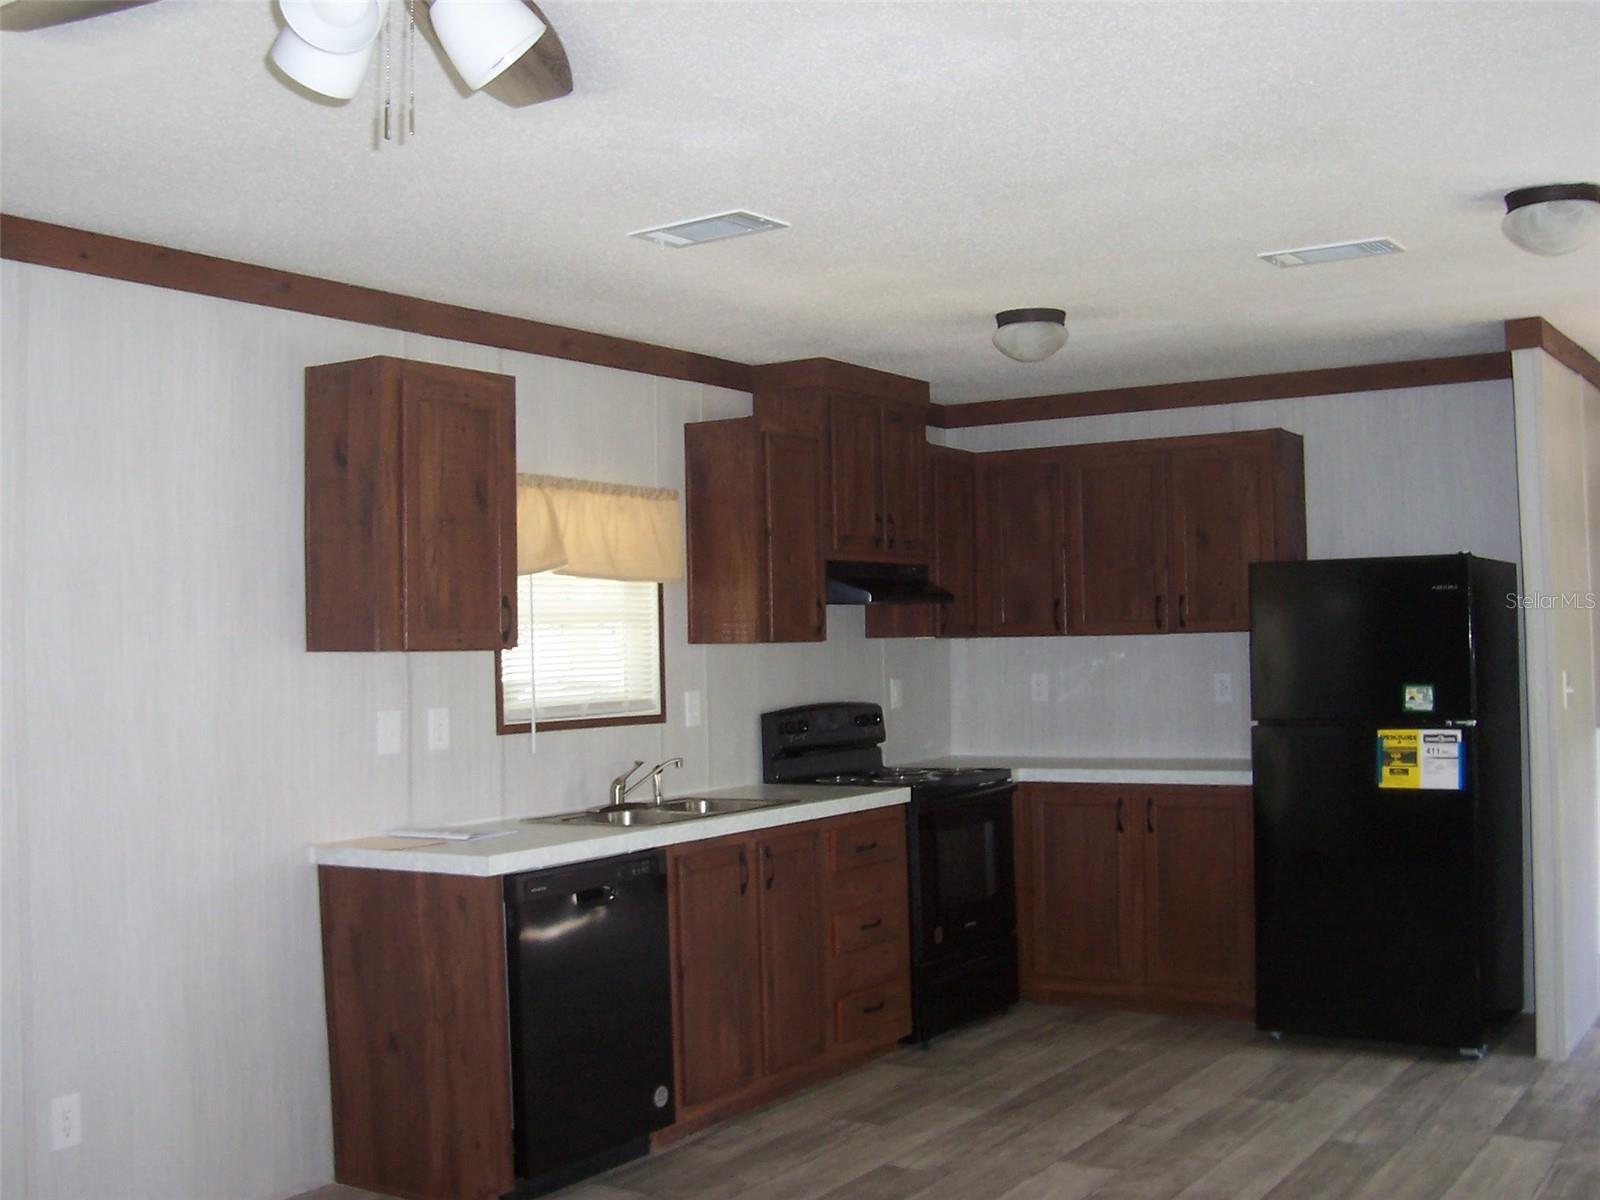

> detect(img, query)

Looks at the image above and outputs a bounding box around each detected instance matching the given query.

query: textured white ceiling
[2,1,1598,401]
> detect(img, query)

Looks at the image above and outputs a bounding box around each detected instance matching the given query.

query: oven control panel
[760,701,886,780]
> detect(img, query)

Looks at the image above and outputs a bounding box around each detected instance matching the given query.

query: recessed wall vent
[1257,237,1406,268]
[630,210,789,248]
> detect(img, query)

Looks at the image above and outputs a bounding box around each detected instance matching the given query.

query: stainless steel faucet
[608,757,684,807]
[646,757,684,805]
[609,760,646,807]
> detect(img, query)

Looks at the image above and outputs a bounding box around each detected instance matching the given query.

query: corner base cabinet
[1016,783,1254,1018]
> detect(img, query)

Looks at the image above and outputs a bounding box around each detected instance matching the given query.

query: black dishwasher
[504,851,675,1195]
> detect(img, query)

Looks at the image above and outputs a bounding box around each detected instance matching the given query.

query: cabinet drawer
[829,816,903,875]
[829,859,903,910]
[834,980,911,1045]
[831,940,902,997]
[831,902,903,956]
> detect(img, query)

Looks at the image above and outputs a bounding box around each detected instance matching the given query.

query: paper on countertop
[385,827,519,842]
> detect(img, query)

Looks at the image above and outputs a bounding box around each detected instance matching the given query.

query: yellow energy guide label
[1376,728,1465,790]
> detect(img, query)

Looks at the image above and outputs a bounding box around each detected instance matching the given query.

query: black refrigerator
[1250,553,1524,1051]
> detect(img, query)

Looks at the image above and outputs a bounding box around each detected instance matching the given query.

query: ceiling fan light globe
[270,26,376,100]
[992,309,1069,363]
[429,0,546,91]
[278,0,384,54]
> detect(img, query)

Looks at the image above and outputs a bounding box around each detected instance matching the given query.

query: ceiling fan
[0,0,573,108]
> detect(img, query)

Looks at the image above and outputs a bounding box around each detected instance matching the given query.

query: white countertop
[312,783,910,877]
[912,755,1253,787]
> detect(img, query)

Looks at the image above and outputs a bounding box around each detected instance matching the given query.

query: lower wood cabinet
[665,809,911,1136]
[1017,782,1254,1017]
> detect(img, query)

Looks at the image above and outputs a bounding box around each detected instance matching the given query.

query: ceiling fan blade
[412,0,573,108]
[0,0,160,32]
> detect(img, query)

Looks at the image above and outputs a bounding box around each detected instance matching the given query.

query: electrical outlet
[684,690,704,728]
[1213,673,1233,704]
[426,707,450,752]
[375,710,402,756]
[1030,673,1049,703]
[51,1093,81,1151]
[889,679,904,710]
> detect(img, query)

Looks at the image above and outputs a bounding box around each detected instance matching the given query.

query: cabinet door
[881,404,930,559]
[672,838,762,1110]
[1064,447,1168,635]
[398,364,517,651]
[1020,785,1143,988]
[764,430,827,642]
[686,420,765,644]
[933,449,978,637]
[978,457,1064,636]
[757,827,828,1073]
[1167,445,1264,632]
[1141,787,1254,1003]
[827,394,884,557]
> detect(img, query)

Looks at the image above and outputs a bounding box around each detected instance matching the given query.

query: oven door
[913,784,1017,964]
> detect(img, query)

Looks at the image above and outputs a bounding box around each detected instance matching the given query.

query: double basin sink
[530,796,786,828]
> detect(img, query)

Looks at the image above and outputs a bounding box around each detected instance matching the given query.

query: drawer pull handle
[859,918,884,932]
[854,841,879,854]
[862,1000,887,1015]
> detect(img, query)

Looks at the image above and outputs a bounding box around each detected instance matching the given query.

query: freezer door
[1253,724,1483,1048]
[1250,555,1476,722]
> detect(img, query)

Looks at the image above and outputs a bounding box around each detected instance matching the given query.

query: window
[497,572,664,732]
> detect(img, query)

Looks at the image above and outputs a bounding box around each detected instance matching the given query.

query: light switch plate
[1214,673,1233,704]
[684,690,704,728]
[1030,673,1049,703]
[376,710,402,756]
[426,708,450,752]
[889,679,904,710]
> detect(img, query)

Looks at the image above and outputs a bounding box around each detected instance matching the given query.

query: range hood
[825,561,954,605]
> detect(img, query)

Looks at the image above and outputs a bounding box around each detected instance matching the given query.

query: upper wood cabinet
[865,445,978,640]
[752,361,932,565]
[685,417,826,644]
[1065,430,1302,635]
[1063,445,1169,635]
[305,356,517,652]
[976,455,1066,636]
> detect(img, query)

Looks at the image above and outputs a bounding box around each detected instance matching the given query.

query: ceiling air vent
[630,210,789,248]
[1257,237,1406,268]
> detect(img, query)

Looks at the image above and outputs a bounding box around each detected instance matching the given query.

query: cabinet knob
[1115,797,1125,834]
[500,595,514,646]
[1178,593,1188,629]
[887,513,896,549]
[738,848,749,896]
[815,597,825,636]
[873,512,884,547]
[1153,594,1164,630]
[1146,796,1155,834]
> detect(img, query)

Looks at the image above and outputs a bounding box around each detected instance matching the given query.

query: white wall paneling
[1512,348,1600,1061]
[944,380,1523,758]
[0,262,948,1200]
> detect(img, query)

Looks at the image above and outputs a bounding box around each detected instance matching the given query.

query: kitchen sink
[657,797,774,815]
[525,796,785,827]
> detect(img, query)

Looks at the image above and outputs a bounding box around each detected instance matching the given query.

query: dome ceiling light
[1502,183,1600,256]
[992,308,1068,363]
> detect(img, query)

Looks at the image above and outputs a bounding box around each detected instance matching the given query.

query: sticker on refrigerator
[1402,684,1435,712]
[1376,728,1464,790]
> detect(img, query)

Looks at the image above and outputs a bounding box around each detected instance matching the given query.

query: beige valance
[516,474,684,582]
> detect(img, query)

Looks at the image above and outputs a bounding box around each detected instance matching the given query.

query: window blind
[500,572,661,725]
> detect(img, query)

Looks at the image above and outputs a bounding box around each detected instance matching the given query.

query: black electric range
[760,702,1018,1044]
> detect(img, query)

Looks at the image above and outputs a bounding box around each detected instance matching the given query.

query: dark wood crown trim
[929,352,1513,429]
[1504,318,1600,392]
[751,357,929,404]
[0,214,753,392]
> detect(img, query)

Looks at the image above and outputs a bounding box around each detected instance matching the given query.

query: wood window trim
[494,584,667,735]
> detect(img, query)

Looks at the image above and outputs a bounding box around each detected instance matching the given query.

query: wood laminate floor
[299,1004,1600,1200]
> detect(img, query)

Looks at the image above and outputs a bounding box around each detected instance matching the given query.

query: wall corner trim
[1504,317,1600,392]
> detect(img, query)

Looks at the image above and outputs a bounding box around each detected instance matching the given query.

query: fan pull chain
[407,0,417,136]
[382,0,393,141]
